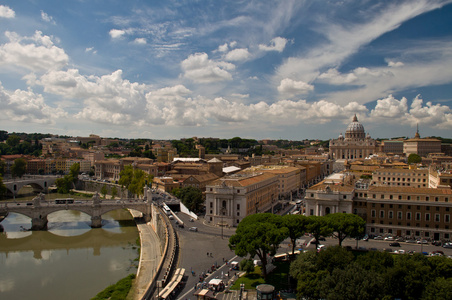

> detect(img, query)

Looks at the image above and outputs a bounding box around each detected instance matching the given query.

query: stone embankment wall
[140,204,179,300]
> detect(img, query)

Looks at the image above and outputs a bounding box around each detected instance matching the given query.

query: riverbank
[128,210,163,299]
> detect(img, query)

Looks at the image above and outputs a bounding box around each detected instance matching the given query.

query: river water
[0,209,139,300]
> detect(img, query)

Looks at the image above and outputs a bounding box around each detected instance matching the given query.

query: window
[446,215,450,223]
[310,209,314,216]
[425,213,430,221]
[237,204,240,210]
[397,212,402,220]
[407,212,412,220]
[381,204,385,208]
[407,196,411,200]
[380,210,384,218]
[435,214,440,222]
[371,210,376,218]
[416,212,421,221]
[389,211,393,219]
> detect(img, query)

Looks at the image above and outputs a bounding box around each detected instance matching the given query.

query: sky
[1,0,452,141]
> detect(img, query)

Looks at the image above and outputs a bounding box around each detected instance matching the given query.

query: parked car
[189,227,198,232]
[389,242,401,247]
[417,240,428,244]
[384,236,395,241]
[374,236,384,240]
[443,243,452,249]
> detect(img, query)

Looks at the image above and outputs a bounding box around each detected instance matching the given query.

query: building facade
[329,115,378,160]
[205,173,278,227]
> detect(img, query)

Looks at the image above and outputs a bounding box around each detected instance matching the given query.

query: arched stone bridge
[3,176,58,197]
[0,193,153,230]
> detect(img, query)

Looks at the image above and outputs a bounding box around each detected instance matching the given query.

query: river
[0,209,139,300]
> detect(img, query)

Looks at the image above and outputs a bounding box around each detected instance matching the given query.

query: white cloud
[258,37,288,52]
[0,82,67,124]
[181,52,235,83]
[225,48,250,61]
[134,38,147,45]
[318,68,358,84]
[41,11,56,24]
[276,1,449,85]
[369,94,452,130]
[0,5,15,18]
[387,60,404,67]
[217,43,228,53]
[85,47,97,54]
[109,29,126,39]
[277,78,314,97]
[0,31,68,72]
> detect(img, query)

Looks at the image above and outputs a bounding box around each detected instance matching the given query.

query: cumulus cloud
[258,37,288,52]
[41,11,56,24]
[0,5,14,18]
[0,31,68,72]
[109,29,126,39]
[134,38,147,44]
[277,78,314,97]
[369,94,452,130]
[181,52,235,83]
[225,48,250,61]
[217,43,229,53]
[0,83,67,124]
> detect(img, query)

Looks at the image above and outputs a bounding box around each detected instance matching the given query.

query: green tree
[423,277,452,300]
[239,259,255,274]
[69,163,80,179]
[408,153,422,164]
[119,165,152,197]
[0,160,5,176]
[319,262,384,300]
[11,158,27,178]
[282,214,309,257]
[55,176,73,194]
[0,175,6,195]
[175,186,203,212]
[6,135,20,147]
[306,215,332,250]
[229,214,287,279]
[325,213,366,246]
[101,185,108,198]
[111,186,118,199]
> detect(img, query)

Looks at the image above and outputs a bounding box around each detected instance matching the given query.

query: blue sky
[1,0,452,141]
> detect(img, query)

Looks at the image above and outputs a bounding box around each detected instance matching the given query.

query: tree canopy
[282,214,309,257]
[172,186,203,212]
[229,214,287,279]
[11,158,27,178]
[408,153,422,164]
[325,213,366,246]
[118,165,153,197]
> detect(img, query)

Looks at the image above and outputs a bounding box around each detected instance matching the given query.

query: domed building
[329,115,377,160]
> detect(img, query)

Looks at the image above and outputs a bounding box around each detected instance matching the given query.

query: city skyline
[1,1,452,140]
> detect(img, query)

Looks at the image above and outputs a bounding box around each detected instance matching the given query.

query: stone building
[329,115,378,160]
[205,173,278,227]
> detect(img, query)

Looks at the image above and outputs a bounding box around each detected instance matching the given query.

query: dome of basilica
[345,114,365,140]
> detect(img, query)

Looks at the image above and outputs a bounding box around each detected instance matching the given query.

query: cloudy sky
[1,0,452,141]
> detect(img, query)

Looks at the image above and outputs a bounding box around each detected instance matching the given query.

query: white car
[384,236,395,241]
[189,227,198,232]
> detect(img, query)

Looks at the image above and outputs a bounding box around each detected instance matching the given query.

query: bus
[162,203,171,215]
[55,198,74,204]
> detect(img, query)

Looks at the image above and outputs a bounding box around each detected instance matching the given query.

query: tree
[408,153,422,164]
[0,175,6,195]
[100,185,108,198]
[55,176,73,194]
[239,259,255,274]
[229,214,287,279]
[11,158,27,178]
[423,277,452,300]
[175,186,203,212]
[6,135,20,147]
[306,215,332,250]
[282,214,309,257]
[69,163,80,179]
[325,213,366,246]
[0,160,5,176]
[119,165,152,198]
[111,186,118,199]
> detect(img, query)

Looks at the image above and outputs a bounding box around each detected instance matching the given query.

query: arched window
[325,207,331,215]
